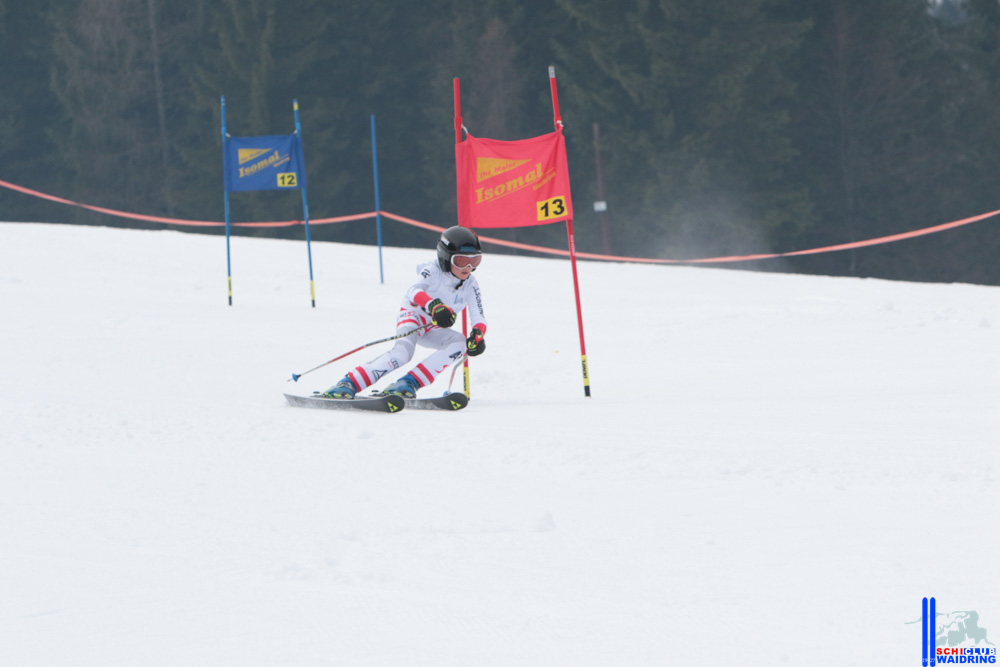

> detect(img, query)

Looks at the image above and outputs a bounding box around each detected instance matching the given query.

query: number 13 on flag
[537,196,567,221]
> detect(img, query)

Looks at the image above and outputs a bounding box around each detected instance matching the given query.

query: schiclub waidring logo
[915,597,996,665]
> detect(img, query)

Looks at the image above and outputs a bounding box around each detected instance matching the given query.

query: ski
[407,392,469,411]
[283,392,405,413]
[371,392,469,411]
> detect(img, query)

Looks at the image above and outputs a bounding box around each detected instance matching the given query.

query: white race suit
[345,260,487,392]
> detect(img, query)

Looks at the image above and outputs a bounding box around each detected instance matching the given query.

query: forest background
[2,0,1000,285]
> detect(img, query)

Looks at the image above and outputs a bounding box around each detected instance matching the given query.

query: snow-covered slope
[2,223,997,666]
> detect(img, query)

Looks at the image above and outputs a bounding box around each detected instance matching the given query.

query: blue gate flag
[224,134,306,192]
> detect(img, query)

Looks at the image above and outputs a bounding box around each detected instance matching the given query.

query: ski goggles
[451,253,482,269]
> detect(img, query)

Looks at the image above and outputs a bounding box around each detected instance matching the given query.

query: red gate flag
[455,129,574,228]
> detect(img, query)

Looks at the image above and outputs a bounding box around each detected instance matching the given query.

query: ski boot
[321,376,358,399]
[383,373,420,399]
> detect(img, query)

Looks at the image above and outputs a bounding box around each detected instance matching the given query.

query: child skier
[323,226,487,399]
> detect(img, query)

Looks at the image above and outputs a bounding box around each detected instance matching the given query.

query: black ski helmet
[437,226,482,271]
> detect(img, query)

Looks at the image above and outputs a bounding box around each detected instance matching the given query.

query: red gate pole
[454,78,472,398]
[549,66,591,397]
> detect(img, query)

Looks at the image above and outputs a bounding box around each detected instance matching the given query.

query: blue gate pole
[221,96,233,306]
[929,597,936,665]
[294,99,317,307]
[371,114,385,284]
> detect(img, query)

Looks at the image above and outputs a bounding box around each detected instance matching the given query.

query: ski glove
[426,299,456,328]
[466,327,486,356]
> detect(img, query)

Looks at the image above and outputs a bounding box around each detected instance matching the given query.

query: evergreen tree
[0,0,66,221]
[2,0,995,283]
[413,0,571,254]
[46,0,202,225]
[553,0,812,259]
[178,0,446,246]
[48,0,161,221]
[921,0,1000,284]
[176,0,330,232]
[786,0,970,279]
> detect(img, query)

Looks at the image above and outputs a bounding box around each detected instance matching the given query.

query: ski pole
[288,324,431,382]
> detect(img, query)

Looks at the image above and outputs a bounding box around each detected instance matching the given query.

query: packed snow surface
[2,223,998,666]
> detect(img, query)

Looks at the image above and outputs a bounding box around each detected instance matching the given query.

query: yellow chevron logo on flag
[476,157,530,182]
[238,148,271,165]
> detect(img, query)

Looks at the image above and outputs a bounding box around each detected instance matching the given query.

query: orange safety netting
[2,177,997,264]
